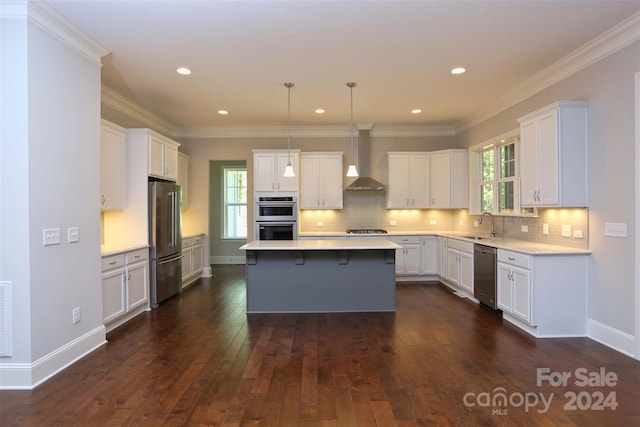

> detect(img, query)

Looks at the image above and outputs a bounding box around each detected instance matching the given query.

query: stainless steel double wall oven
[255,196,298,240]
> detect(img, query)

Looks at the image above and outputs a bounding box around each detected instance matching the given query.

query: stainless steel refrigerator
[149,180,182,308]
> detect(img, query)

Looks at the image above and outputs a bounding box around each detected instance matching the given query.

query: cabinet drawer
[447,238,474,254]
[126,248,148,264]
[102,254,125,271]
[182,238,193,249]
[498,250,530,269]
[192,236,203,245]
[390,236,420,244]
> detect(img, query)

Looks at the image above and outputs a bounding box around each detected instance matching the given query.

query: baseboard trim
[587,318,636,359]
[0,325,106,390]
[210,256,245,265]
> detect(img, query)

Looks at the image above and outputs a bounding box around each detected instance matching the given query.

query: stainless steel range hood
[345,129,385,191]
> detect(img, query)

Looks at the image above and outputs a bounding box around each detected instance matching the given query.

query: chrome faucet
[478,212,496,238]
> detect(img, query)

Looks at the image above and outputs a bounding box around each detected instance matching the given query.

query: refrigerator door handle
[168,192,176,248]
[157,254,183,265]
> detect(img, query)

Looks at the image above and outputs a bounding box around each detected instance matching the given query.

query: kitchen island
[239,239,401,313]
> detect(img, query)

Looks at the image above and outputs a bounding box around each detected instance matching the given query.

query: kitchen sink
[462,235,485,240]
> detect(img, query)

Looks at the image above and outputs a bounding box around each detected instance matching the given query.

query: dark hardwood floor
[1,265,639,426]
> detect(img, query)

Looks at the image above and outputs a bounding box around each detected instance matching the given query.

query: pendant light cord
[285,82,294,163]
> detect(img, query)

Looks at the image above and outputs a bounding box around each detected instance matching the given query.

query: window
[475,135,534,216]
[223,167,247,238]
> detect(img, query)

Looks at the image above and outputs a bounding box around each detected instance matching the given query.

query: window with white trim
[222,167,247,239]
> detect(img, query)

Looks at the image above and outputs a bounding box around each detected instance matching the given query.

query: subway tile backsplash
[299,192,588,249]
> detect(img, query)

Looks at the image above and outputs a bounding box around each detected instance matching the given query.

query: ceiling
[46,0,640,133]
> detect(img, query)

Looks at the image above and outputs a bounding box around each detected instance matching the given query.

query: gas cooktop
[346,229,388,234]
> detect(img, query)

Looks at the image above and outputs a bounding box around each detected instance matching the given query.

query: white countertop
[101,243,148,257]
[240,239,401,251]
[298,231,591,255]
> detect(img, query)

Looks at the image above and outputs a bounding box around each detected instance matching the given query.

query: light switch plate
[68,227,79,243]
[43,228,61,246]
[605,222,627,237]
[562,224,571,237]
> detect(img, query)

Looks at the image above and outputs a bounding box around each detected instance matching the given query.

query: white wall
[457,41,640,352]
[0,3,106,388]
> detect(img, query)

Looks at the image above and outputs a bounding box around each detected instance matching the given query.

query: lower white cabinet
[390,236,421,275]
[420,236,437,275]
[436,236,448,277]
[445,238,473,295]
[182,235,204,287]
[497,250,532,323]
[101,247,149,331]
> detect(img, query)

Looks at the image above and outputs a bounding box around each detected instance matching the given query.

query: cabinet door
[496,263,513,312]
[420,236,437,275]
[387,154,410,208]
[410,154,431,207]
[300,155,320,208]
[102,268,126,323]
[127,261,148,312]
[430,152,451,207]
[404,244,421,275]
[458,250,474,294]
[100,122,125,210]
[320,154,343,209]
[148,135,166,178]
[395,247,405,274]
[182,248,193,281]
[512,266,531,323]
[520,119,539,206]
[436,237,447,277]
[446,248,459,285]
[536,110,559,205]
[164,142,179,181]
[254,153,276,191]
[178,153,189,209]
[192,245,203,275]
[277,153,299,192]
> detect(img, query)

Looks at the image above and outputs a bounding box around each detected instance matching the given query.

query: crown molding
[1,0,109,66]
[457,11,640,133]
[370,125,456,138]
[101,86,174,136]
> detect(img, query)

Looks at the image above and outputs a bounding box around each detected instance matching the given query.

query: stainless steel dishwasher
[474,244,498,309]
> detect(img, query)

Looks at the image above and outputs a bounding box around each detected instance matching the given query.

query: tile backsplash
[299,192,589,249]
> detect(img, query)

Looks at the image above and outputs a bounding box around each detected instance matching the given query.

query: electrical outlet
[429,219,437,225]
[72,307,81,324]
[389,220,397,226]
[605,222,627,237]
[521,225,528,232]
[562,224,571,237]
[43,228,61,246]
[473,221,479,227]
[542,224,549,235]
[316,221,324,227]
[68,227,80,243]
[574,230,583,239]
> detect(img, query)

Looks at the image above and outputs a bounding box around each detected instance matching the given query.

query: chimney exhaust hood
[345,129,385,191]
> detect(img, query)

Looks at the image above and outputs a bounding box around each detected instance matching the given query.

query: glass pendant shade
[283,163,295,177]
[346,164,359,177]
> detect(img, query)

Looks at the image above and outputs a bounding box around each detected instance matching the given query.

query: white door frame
[635,71,640,360]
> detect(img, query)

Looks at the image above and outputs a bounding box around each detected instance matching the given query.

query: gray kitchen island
[239,239,401,313]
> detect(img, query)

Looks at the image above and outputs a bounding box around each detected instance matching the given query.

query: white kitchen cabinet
[420,236,437,275]
[182,235,204,288]
[390,236,421,275]
[387,153,430,208]
[300,152,343,209]
[127,128,180,181]
[100,120,126,210]
[445,239,473,295]
[430,149,468,208]
[101,247,149,331]
[178,152,189,210]
[436,236,448,277]
[517,101,588,207]
[253,149,300,193]
[497,250,531,323]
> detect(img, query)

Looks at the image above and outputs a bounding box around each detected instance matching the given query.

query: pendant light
[283,82,296,178]
[346,82,359,177]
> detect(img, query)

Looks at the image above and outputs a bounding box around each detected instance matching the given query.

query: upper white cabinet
[178,152,189,210]
[100,120,126,210]
[300,152,343,209]
[128,129,180,181]
[517,101,588,207]
[430,149,468,208]
[387,152,430,208]
[253,149,300,193]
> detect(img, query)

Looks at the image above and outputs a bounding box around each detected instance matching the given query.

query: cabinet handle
[128,273,131,281]
[411,198,414,205]
[272,183,275,190]
[101,195,105,205]
[508,257,515,261]
[432,198,435,205]
[278,183,280,190]
[109,261,117,265]
[406,198,409,206]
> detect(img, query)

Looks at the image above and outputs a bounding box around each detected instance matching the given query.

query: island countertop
[240,239,401,251]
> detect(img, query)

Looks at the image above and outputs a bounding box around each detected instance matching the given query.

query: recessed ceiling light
[217,110,229,115]
[451,67,466,75]
[315,108,325,114]
[411,109,422,114]
[176,67,191,75]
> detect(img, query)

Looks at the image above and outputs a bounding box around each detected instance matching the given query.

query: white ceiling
[46,0,640,133]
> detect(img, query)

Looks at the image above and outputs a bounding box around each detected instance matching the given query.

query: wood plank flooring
[1,265,639,426]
